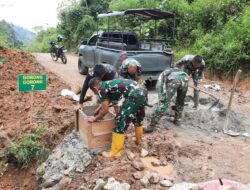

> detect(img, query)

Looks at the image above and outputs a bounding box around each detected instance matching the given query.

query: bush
[4,133,49,167]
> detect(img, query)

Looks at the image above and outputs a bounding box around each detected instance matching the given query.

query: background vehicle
[77,9,175,81]
[49,41,67,64]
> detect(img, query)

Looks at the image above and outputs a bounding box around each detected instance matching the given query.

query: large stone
[149,172,160,184]
[42,179,60,188]
[143,170,151,179]
[132,171,144,180]
[54,150,63,160]
[160,180,173,187]
[140,176,149,188]
[113,183,130,190]
[93,179,106,190]
[64,166,75,176]
[132,160,145,171]
[57,176,72,189]
[163,176,174,183]
[140,148,149,157]
[104,177,120,190]
[127,150,136,161]
[151,159,161,167]
[37,163,46,178]
[76,165,85,173]
[77,184,88,190]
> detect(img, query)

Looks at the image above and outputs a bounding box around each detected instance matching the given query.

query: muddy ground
[0,50,250,190]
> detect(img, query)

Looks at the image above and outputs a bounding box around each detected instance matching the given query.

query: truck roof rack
[97,8,175,20]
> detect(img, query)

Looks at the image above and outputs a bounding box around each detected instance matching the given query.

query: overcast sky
[0,0,65,31]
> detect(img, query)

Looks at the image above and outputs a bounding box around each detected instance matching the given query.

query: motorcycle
[49,41,67,64]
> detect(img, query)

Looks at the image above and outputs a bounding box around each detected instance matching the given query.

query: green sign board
[18,74,47,92]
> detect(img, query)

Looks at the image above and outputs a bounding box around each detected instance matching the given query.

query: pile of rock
[128,150,174,189]
[37,132,92,190]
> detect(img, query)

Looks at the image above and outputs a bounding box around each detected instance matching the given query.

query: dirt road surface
[33,53,85,90]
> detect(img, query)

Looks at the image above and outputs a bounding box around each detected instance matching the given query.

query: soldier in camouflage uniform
[119,58,143,83]
[144,65,189,133]
[175,55,205,109]
[88,77,147,158]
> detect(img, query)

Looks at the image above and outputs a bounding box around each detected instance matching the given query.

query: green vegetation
[3,133,49,168]
[27,0,249,76]
[26,27,58,52]
[0,20,35,49]
[0,20,23,48]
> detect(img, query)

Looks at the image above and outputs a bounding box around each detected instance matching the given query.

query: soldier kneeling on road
[144,62,189,133]
[88,77,147,158]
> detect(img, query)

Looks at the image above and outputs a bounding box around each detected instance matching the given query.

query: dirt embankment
[0,47,76,190]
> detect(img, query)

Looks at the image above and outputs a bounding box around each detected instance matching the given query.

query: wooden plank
[92,134,112,148]
[78,109,89,147]
[77,105,115,150]
[91,119,115,134]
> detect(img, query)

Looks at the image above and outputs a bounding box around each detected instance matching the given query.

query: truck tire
[78,57,88,75]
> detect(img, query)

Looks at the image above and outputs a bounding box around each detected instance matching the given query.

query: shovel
[189,85,220,110]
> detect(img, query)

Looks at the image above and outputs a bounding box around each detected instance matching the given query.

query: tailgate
[127,51,173,72]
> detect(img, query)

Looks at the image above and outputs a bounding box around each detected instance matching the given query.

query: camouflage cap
[122,58,141,68]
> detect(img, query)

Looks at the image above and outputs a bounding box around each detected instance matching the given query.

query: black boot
[173,110,182,126]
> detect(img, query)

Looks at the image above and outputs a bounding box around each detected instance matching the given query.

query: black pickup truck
[78,9,175,81]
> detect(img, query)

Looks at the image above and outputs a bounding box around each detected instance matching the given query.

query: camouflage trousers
[114,95,146,134]
[150,80,188,125]
[193,80,199,108]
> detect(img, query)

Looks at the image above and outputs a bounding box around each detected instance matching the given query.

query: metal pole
[154,20,157,40]
[173,15,176,46]
[139,17,142,38]
[97,19,99,35]
[122,15,124,50]
[108,16,110,47]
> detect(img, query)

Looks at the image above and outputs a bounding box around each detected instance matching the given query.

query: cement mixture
[146,93,250,134]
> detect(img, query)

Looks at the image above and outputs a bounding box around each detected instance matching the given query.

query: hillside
[0,20,22,48]
[0,20,35,48]
[12,24,35,44]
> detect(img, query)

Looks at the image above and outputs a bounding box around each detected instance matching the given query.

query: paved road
[33,53,85,90]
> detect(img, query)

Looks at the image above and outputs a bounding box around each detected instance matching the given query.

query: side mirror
[81,41,87,45]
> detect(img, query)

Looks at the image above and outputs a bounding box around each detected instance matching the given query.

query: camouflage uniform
[150,67,189,127]
[99,78,147,134]
[119,58,142,81]
[175,55,205,108]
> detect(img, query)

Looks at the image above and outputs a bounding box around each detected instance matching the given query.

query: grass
[3,133,49,168]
